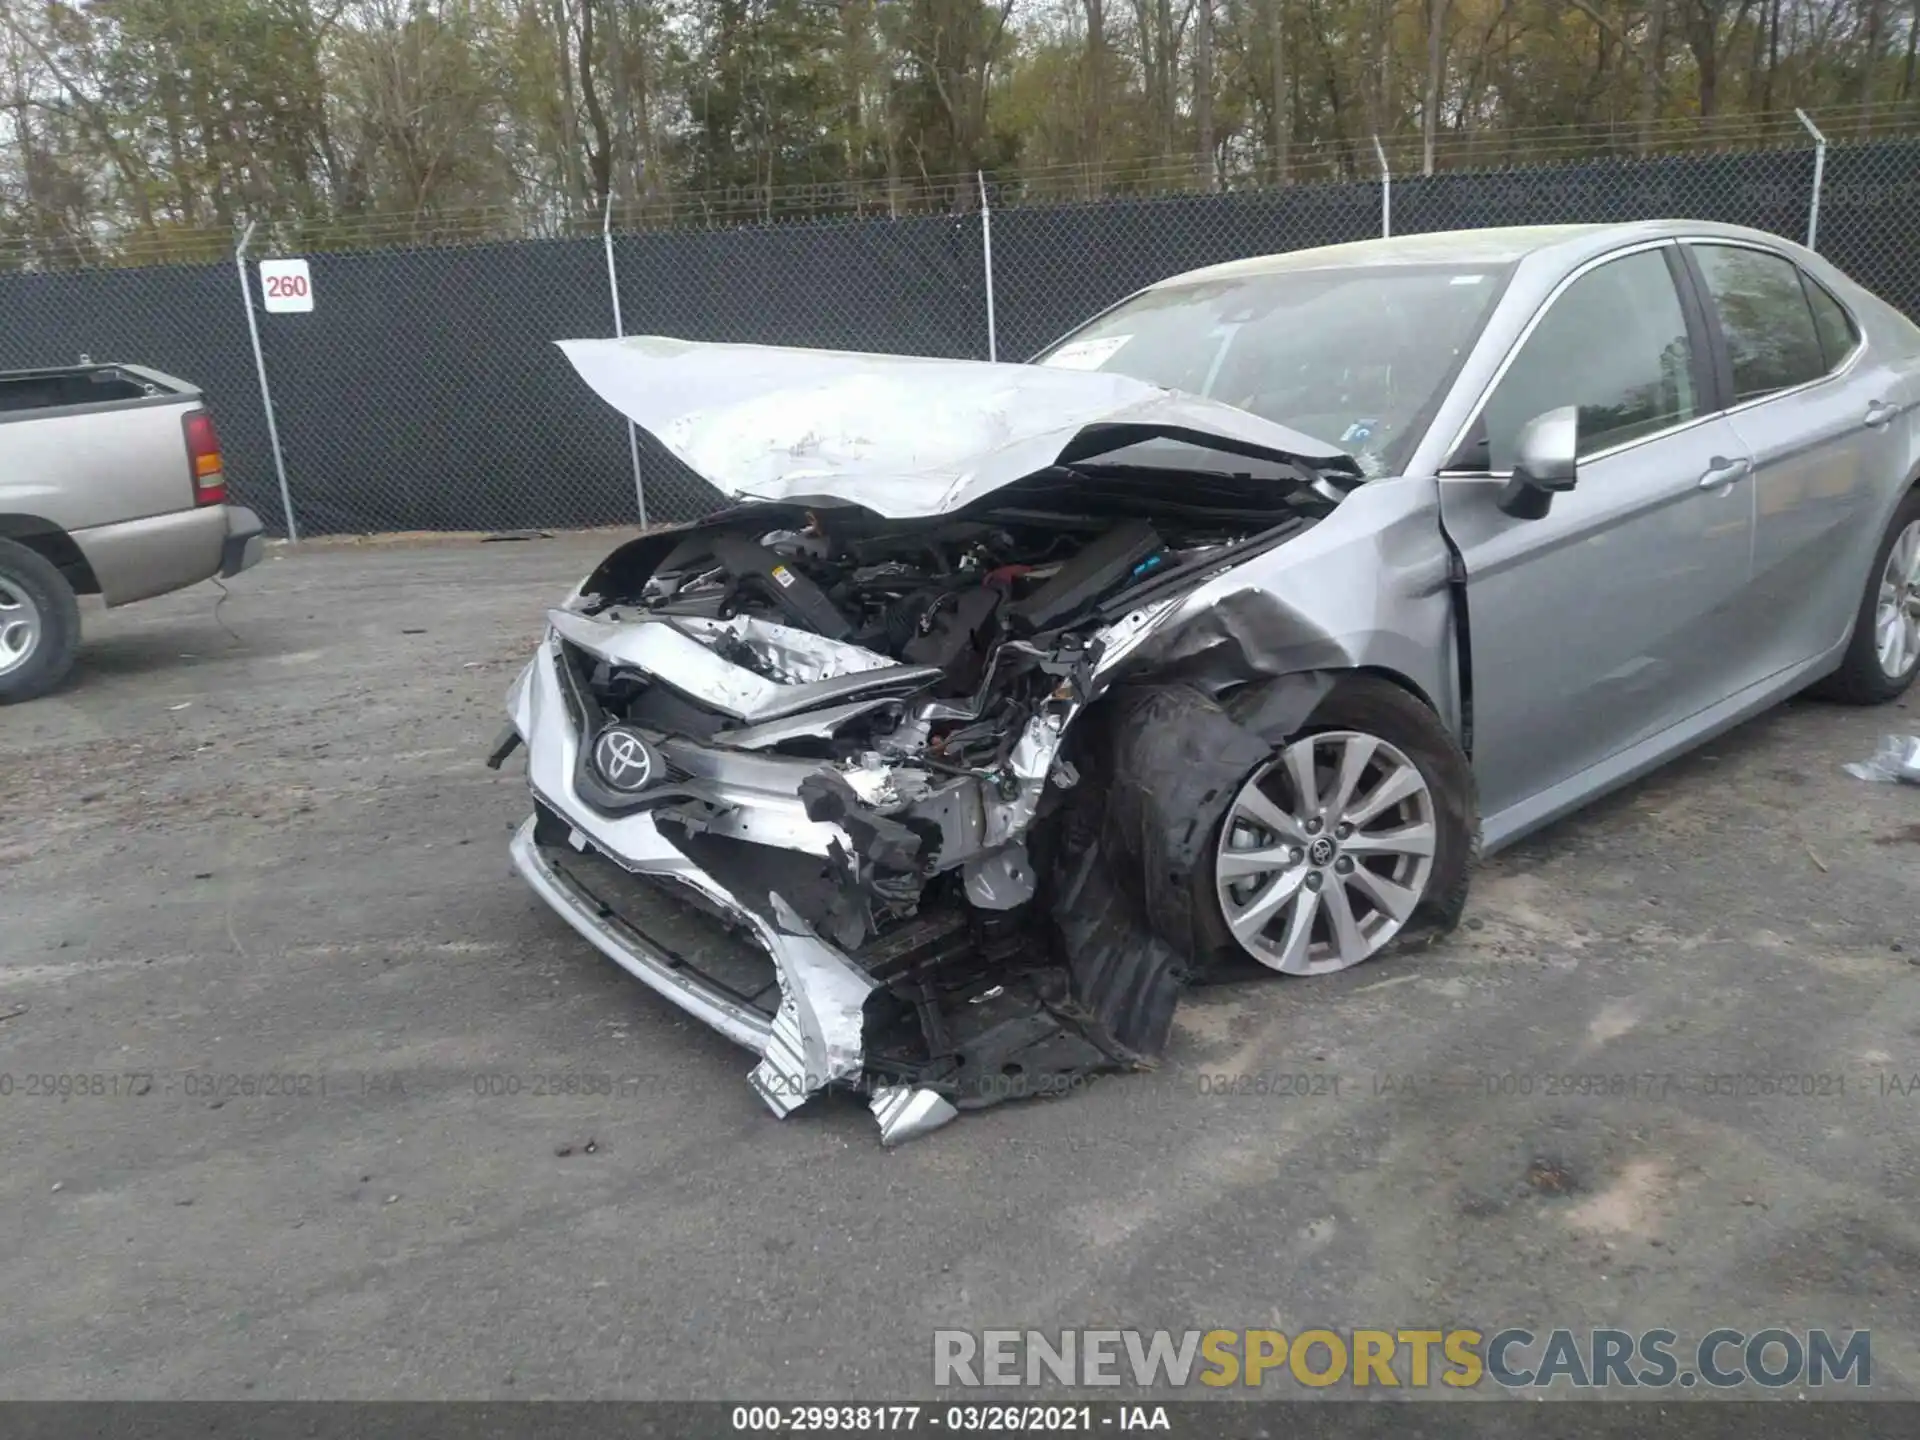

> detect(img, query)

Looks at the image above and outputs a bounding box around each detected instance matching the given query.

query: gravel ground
[1,534,1917,1401]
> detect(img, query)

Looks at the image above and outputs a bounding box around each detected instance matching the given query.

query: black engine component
[623,680,731,740]
[902,586,1003,692]
[797,771,926,871]
[933,974,1141,1109]
[1007,520,1161,634]
[709,534,854,640]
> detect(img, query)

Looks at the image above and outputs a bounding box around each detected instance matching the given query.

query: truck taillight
[182,409,226,506]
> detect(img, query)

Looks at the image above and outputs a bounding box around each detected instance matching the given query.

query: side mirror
[1496,406,1580,519]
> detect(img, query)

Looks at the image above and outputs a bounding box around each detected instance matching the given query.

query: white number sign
[259,258,314,313]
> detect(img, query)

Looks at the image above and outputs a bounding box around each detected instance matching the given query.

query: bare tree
[1903,0,1920,100]
[1423,0,1447,173]
[1858,0,1887,132]
[1195,0,1215,186]
[1267,0,1290,181]
[1083,0,1106,188]
[1680,0,1756,124]
[1641,0,1668,152]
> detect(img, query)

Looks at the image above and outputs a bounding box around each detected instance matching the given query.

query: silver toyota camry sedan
[492,220,1920,1142]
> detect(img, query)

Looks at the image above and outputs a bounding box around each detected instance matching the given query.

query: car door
[1435,242,1756,833]
[1682,240,1904,676]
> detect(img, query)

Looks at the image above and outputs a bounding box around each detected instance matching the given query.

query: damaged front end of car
[497,337,1418,1143]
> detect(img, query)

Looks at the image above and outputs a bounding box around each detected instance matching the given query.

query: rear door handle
[1698,456,1752,490]
[1864,400,1897,429]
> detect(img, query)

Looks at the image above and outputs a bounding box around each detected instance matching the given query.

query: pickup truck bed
[0,363,263,702]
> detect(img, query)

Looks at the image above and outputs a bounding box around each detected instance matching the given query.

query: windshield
[1035,262,1512,476]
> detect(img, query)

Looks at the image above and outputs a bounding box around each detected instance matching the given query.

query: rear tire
[0,537,81,704]
[1810,487,1920,705]
[1193,674,1477,977]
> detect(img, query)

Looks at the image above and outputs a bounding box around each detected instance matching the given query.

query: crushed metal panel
[746,894,877,1115]
[870,1085,961,1145]
[555,336,1353,518]
[548,608,942,723]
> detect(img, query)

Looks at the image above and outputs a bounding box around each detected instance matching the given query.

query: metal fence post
[234,220,299,542]
[1796,109,1828,252]
[603,190,649,526]
[979,171,998,362]
[1374,136,1392,238]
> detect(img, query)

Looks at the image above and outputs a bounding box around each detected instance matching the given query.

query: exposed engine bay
[492,334,1466,1143]
[519,462,1349,1131]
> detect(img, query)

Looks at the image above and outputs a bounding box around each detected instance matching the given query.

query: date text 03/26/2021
[730,1407,1163,1432]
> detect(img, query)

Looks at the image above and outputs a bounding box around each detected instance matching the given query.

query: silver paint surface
[516,220,1920,1141]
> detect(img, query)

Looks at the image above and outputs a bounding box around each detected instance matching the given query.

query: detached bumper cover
[509,815,774,1053]
[506,638,958,1140]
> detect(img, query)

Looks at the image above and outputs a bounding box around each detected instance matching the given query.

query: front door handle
[1865,399,1897,429]
[1698,456,1752,490]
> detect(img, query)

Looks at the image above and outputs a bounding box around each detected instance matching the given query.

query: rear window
[0,370,152,414]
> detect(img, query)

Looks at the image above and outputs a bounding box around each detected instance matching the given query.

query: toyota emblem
[592,726,657,793]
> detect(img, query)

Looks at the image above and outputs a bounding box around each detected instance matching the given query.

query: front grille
[559,631,737,745]
[552,636,594,733]
[533,806,781,1018]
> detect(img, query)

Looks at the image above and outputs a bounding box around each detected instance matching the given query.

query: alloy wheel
[1876,519,1920,680]
[0,577,41,679]
[1214,730,1437,975]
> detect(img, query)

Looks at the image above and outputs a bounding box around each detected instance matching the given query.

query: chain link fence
[612,210,989,525]
[2,133,1918,538]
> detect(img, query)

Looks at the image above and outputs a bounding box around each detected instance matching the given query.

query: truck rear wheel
[0,537,81,703]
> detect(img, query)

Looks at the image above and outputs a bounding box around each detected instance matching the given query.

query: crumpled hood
[557,336,1356,520]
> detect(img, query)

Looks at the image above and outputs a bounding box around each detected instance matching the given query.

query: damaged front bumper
[492,337,1465,1144]
[508,810,921,1124]
[511,812,955,1144]
[501,548,1366,1144]
[507,630,974,1142]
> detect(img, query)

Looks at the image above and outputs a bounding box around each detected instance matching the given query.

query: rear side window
[1803,277,1860,371]
[1480,247,1699,469]
[0,370,149,412]
[1692,244,1827,401]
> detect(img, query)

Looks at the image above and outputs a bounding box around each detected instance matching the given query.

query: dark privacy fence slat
[256,239,628,535]
[611,209,989,522]
[3,140,1917,538]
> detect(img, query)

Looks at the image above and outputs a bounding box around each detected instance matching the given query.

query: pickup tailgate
[0,366,247,606]
[0,393,205,532]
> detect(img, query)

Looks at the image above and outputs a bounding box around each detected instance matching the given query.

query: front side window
[1479,248,1698,471]
[1692,243,1828,401]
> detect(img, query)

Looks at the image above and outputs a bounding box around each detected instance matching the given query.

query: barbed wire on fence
[3,103,1918,273]
[2,123,1918,539]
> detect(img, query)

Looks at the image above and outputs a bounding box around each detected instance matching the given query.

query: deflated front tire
[1195,674,1477,975]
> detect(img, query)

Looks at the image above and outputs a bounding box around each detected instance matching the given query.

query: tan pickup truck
[0,363,264,702]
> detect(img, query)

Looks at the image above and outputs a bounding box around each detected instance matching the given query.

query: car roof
[1148,220,1797,288]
